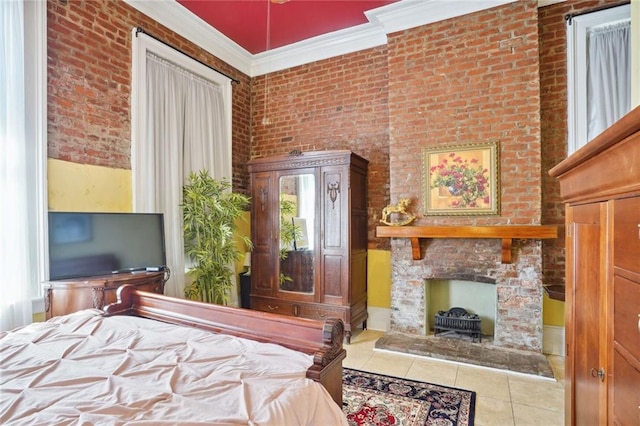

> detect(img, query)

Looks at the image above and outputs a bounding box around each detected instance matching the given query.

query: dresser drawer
[296,303,345,322]
[251,297,345,322]
[251,297,296,316]
[614,197,640,274]
[614,275,640,357]
[612,350,640,426]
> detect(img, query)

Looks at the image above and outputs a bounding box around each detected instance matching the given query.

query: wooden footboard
[104,284,346,405]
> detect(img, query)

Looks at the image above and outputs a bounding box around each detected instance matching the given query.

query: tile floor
[344,329,565,426]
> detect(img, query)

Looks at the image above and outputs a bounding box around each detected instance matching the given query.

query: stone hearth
[389,237,544,352]
[375,332,555,379]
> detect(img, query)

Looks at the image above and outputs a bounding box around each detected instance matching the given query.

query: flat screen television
[48,212,166,280]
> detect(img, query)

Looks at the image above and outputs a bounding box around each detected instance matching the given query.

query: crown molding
[366,0,516,34]
[251,22,388,76]
[123,0,253,75]
[125,0,524,78]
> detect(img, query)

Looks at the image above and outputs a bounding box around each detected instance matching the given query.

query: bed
[0,285,348,425]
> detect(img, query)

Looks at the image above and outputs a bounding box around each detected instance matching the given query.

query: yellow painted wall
[368,249,391,307]
[543,294,565,326]
[48,159,132,212]
[234,211,252,276]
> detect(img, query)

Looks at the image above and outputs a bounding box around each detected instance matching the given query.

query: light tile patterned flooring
[344,330,565,426]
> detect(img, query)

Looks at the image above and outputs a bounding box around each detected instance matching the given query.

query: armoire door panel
[322,169,344,249]
[323,255,343,297]
[350,254,367,298]
[252,252,274,293]
[352,214,368,251]
[350,170,367,211]
[571,203,603,426]
[252,173,274,249]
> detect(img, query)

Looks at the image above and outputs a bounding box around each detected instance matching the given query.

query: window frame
[566,4,631,155]
[25,0,48,311]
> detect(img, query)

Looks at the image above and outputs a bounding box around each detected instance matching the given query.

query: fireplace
[388,238,544,352]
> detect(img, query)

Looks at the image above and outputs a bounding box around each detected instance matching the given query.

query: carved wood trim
[247,150,367,173]
[327,181,340,208]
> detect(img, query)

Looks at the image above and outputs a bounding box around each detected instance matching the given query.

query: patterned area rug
[342,368,476,426]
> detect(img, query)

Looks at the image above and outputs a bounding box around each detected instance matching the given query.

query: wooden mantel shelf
[376,225,558,264]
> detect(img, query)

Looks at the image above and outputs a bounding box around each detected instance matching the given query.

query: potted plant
[182,170,252,304]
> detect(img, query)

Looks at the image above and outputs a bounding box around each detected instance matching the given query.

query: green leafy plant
[278,197,302,285]
[430,153,490,208]
[182,170,252,304]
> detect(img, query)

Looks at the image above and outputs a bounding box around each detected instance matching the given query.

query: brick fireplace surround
[389,237,544,352]
[381,1,551,355]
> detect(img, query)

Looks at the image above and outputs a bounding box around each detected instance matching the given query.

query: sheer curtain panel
[587,20,631,141]
[1,0,33,330]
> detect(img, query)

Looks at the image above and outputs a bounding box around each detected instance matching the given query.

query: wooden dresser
[248,150,368,343]
[549,105,640,425]
[44,271,166,319]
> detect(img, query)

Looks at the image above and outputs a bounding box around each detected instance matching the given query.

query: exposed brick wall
[47,0,252,194]
[250,48,391,247]
[388,1,542,225]
[538,0,628,287]
[386,1,544,351]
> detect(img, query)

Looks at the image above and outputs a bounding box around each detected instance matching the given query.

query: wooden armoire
[549,105,640,425]
[247,150,368,343]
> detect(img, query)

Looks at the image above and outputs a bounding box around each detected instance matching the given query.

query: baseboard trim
[543,325,565,356]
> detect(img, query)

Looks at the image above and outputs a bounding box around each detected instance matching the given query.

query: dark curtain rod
[565,1,630,25]
[135,27,240,85]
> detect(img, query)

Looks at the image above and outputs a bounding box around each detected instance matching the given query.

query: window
[0,0,47,329]
[567,4,631,154]
[131,30,233,299]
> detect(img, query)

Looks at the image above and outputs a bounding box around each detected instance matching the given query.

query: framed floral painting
[423,141,500,216]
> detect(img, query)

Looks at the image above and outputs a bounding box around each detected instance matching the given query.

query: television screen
[48,212,166,280]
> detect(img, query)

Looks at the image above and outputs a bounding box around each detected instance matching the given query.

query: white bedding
[0,310,348,425]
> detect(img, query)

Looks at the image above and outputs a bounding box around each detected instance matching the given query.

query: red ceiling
[177,0,399,54]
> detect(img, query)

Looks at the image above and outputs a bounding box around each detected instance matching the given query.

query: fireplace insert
[434,307,482,342]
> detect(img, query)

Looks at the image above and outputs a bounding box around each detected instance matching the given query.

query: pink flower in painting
[430,153,491,208]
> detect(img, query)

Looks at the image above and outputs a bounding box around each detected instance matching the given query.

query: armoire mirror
[278,173,315,293]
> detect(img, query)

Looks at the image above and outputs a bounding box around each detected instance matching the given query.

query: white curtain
[0,0,33,330]
[137,52,230,299]
[587,20,631,141]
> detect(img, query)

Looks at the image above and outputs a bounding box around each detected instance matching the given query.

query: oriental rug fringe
[342,368,476,426]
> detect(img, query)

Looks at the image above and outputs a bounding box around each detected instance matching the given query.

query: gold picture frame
[423,141,500,216]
